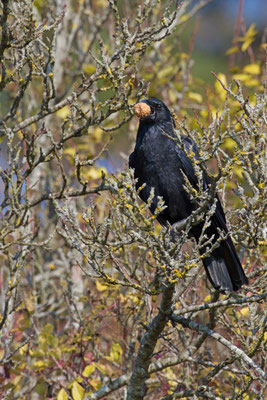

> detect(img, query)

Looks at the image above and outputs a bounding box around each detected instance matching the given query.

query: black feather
[129,98,248,293]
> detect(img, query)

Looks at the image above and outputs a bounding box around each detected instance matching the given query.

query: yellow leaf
[81,167,106,181]
[180,14,189,22]
[96,280,108,291]
[241,38,254,52]
[168,88,177,103]
[214,73,227,100]
[223,138,236,151]
[216,73,227,86]
[225,181,236,190]
[200,109,208,119]
[234,122,242,132]
[82,64,96,75]
[72,382,84,400]
[187,92,203,103]
[19,344,28,355]
[232,73,250,81]
[13,375,22,387]
[94,362,107,375]
[158,66,175,80]
[81,38,90,52]
[41,323,53,334]
[33,360,47,369]
[246,24,257,38]
[240,306,249,317]
[47,333,58,348]
[243,63,260,74]
[56,106,70,119]
[64,147,76,158]
[107,67,112,76]
[90,127,104,141]
[82,364,95,377]
[245,79,259,87]
[233,166,244,180]
[34,0,46,11]
[57,389,68,400]
[106,343,122,363]
[24,292,35,313]
[49,263,56,270]
[211,109,223,120]
[180,52,188,60]
[89,378,102,390]
[225,46,240,55]
[164,367,177,389]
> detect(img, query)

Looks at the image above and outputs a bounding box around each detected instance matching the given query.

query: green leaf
[47,334,58,348]
[34,382,47,395]
[82,64,96,75]
[41,323,54,335]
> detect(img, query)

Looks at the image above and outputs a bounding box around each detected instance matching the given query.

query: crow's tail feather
[200,237,248,293]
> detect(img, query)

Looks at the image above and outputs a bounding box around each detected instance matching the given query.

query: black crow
[129,97,248,293]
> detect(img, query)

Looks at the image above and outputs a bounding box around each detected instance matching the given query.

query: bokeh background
[194,0,267,78]
[0,0,266,179]
[93,0,267,175]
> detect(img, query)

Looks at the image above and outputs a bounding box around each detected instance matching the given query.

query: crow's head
[134,98,172,124]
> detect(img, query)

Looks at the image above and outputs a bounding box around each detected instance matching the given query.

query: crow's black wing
[176,136,247,291]
[175,135,209,190]
[129,151,134,169]
[176,135,227,224]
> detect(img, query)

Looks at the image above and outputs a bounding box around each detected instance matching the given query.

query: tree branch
[173,292,266,315]
[127,283,176,400]
[171,314,267,380]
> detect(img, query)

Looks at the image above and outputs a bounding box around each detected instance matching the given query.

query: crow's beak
[134,100,156,121]
[133,101,152,119]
